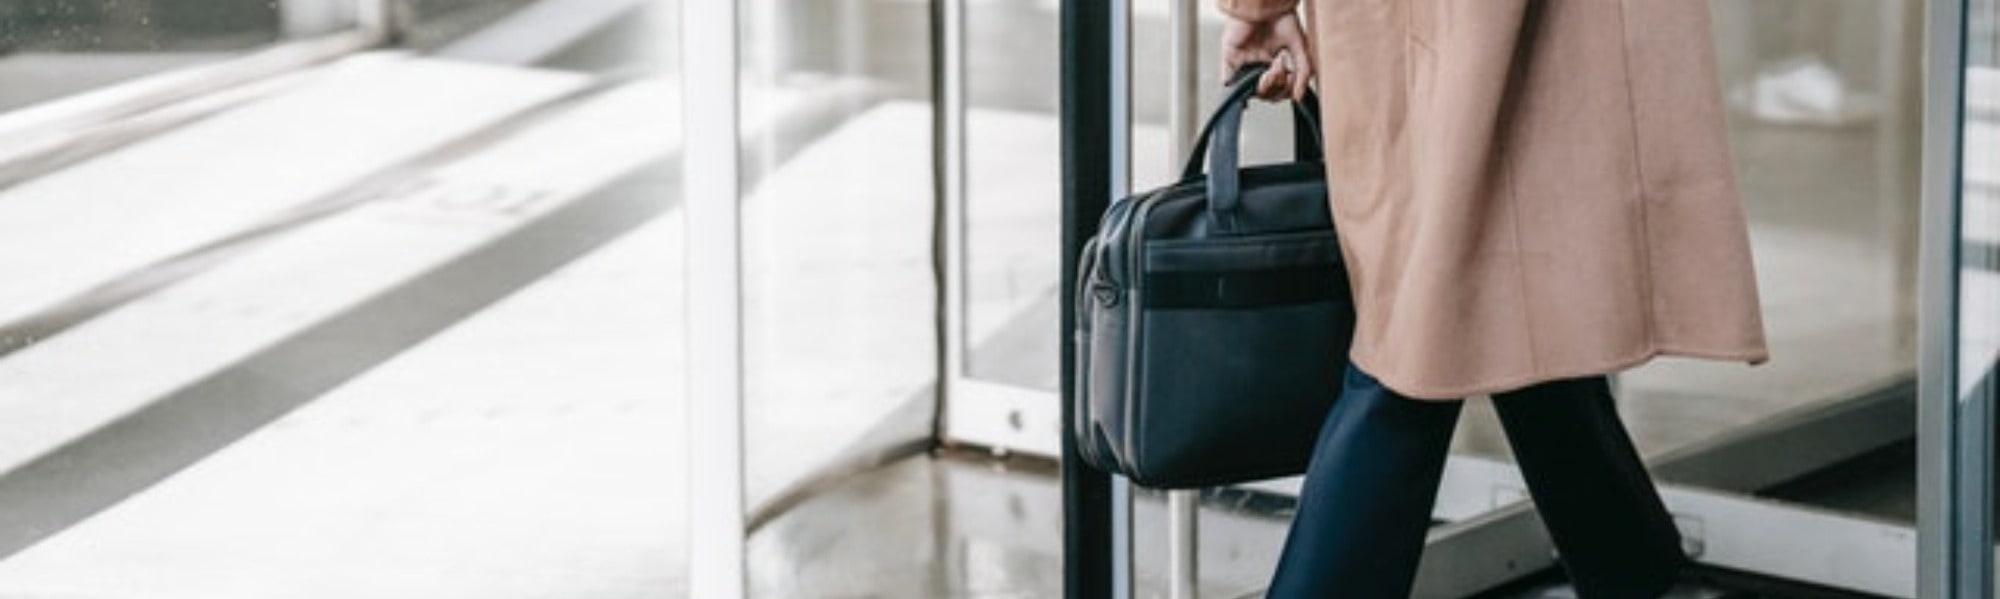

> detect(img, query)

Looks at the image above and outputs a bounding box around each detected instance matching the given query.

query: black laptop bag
[1073,64,1353,489]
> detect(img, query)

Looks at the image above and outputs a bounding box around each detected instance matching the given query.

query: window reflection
[0,0,358,111]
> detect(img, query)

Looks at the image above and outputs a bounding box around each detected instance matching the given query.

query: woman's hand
[1220,12,1314,102]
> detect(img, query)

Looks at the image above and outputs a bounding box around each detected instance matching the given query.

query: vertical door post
[1166,0,1202,596]
[934,0,968,444]
[1061,0,1116,596]
[1108,1,1137,596]
[685,1,746,597]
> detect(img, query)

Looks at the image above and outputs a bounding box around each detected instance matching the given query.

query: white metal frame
[683,0,746,597]
[937,0,977,446]
[1108,2,1137,597]
[935,0,1064,457]
[945,379,1062,453]
[1164,0,1202,597]
[936,0,1145,457]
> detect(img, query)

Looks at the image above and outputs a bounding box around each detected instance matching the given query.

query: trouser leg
[1492,376,1685,598]
[1266,361,1463,598]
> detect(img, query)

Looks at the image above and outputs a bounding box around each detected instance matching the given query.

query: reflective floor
[0,60,690,599]
[749,452,1769,599]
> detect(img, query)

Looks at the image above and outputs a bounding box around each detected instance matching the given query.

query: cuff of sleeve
[1217,0,1298,23]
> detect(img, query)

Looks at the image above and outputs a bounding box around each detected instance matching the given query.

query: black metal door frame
[1060,0,1115,596]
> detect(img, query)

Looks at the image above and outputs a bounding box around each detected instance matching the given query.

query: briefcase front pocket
[1132,298,1349,486]
[1116,233,1351,487]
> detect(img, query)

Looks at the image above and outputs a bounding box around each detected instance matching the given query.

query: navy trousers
[1266,361,1684,598]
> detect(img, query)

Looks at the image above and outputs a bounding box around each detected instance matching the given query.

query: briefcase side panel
[1081,195,1153,475]
[1073,236,1119,471]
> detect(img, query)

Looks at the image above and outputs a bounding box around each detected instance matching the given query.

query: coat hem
[1350,343,1771,401]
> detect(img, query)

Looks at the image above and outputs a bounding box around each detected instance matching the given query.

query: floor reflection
[747,453,1295,599]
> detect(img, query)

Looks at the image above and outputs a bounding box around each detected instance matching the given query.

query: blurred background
[0,0,1989,597]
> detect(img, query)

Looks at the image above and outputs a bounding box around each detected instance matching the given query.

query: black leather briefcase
[1074,64,1352,489]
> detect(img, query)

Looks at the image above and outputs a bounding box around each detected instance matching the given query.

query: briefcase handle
[1179,63,1325,232]
[1178,62,1323,183]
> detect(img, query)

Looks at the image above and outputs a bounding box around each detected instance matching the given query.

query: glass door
[939,0,1066,454]
[686,0,944,596]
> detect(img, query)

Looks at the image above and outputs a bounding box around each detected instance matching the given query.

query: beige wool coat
[1218,0,1770,399]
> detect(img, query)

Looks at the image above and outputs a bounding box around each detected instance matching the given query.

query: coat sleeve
[1216,0,1298,22]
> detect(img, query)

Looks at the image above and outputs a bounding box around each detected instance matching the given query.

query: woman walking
[1215,1,1771,596]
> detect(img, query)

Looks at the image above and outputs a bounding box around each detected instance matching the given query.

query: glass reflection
[0,0,358,111]
[961,0,1065,391]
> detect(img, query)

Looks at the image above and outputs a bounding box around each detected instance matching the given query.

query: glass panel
[0,1,688,595]
[736,0,938,595]
[0,0,358,112]
[961,0,1063,390]
[1611,0,1924,465]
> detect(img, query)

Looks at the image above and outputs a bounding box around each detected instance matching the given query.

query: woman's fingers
[1220,13,1313,101]
[1278,19,1314,102]
[1286,45,1313,102]
[1257,56,1290,100]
